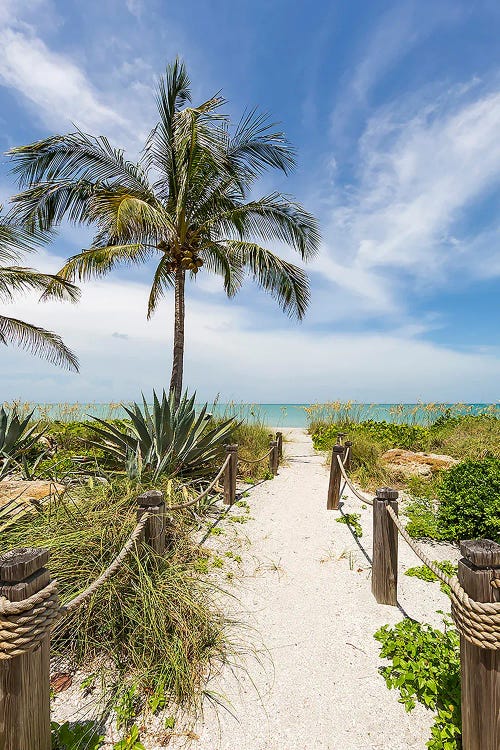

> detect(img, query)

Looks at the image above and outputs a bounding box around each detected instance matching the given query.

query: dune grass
[1,476,233,717]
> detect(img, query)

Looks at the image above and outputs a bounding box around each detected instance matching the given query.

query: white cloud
[322,81,500,311]
[331,0,465,138]
[0,27,127,135]
[2,253,500,403]
[126,0,143,19]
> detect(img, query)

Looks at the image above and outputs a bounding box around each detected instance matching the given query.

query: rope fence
[0,432,284,749]
[327,434,500,750]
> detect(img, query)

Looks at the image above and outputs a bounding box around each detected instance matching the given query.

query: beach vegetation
[375,618,461,750]
[87,389,234,480]
[0,404,46,479]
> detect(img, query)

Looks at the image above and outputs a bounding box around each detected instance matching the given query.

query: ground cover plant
[375,618,461,750]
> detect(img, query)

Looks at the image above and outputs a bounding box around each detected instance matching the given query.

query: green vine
[374,618,461,750]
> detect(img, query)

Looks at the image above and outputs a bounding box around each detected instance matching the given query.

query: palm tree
[0,208,79,370]
[8,58,319,405]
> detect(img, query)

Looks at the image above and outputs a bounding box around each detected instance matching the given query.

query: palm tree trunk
[169,265,185,407]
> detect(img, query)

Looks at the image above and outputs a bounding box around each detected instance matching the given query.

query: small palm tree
[0,208,79,370]
[8,58,319,404]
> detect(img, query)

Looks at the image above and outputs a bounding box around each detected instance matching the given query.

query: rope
[342,446,350,466]
[61,512,150,614]
[384,503,500,650]
[166,455,230,511]
[337,452,500,649]
[0,581,60,659]
[239,447,273,465]
[336,455,373,505]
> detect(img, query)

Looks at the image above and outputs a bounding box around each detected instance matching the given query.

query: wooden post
[224,444,238,505]
[0,548,53,750]
[327,444,344,510]
[371,488,399,605]
[344,440,353,472]
[137,490,166,555]
[458,539,500,750]
[269,440,279,476]
[336,432,346,445]
[276,432,283,462]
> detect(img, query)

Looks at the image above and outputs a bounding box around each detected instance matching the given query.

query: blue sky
[1,0,499,403]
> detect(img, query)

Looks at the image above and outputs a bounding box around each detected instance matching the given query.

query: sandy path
[174,428,458,750]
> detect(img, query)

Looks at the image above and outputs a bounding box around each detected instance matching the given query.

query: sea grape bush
[436,456,500,543]
[374,619,461,750]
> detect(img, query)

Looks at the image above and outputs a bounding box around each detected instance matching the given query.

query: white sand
[173,428,459,750]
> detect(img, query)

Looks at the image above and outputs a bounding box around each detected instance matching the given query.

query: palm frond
[201,244,244,297]
[8,130,154,231]
[228,240,311,319]
[55,244,155,283]
[0,315,79,371]
[203,192,321,260]
[0,205,46,262]
[228,108,296,180]
[147,256,176,318]
[0,266,80,303]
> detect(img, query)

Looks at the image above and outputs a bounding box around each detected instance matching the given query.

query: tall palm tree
[0,208,79,370]
[8,58,319,405]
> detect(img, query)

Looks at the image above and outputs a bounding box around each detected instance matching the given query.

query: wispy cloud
[0,2,144,148]
[322,79,500,312]
[331,0,465,140]
[126,0,143,19]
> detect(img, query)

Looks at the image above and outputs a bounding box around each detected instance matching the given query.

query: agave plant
[88,391,235,480]
[0,406,46,480]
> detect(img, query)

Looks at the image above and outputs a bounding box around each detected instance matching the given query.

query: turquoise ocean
[25,403,498,427]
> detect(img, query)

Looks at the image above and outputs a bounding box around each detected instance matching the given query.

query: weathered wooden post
[269,440,279,475]
[458,539,500,750]
[344,439,353,472]
[372,488,399,606]
[327,444,344,510]
[276,432,283,462]
[137,490,166,555]
[0,548,56,750]
[336,432,347,445]
[224,444,238,505]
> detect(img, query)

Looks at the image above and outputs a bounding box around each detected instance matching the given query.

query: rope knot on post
[0,548,60,661]
[0,581,60,660]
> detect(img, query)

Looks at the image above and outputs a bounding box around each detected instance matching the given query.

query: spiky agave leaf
[88,389,235,480]
[0,405,47,480]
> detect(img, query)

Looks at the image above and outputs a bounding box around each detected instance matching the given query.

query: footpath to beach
[175,428,457,750]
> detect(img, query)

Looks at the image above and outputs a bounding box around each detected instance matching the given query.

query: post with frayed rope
[224,444,238,505]
[0,548,56,750]
[276,432,283,462]
[344,440,353,472]
[458,539,500,750]
[269,440,279,476]
[327,444,345,510]
[372,488,399,606]
[137,490,166,555]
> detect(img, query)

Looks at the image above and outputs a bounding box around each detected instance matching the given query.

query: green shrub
[436,456,500,543]
[405,495,441,539]
[375,619,461,749]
